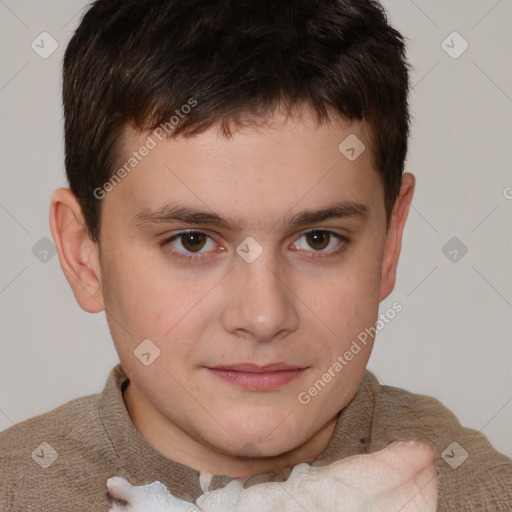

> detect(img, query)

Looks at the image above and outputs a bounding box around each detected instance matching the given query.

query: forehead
[105,109,384,231]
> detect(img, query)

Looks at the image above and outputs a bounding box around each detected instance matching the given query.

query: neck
[123,381,338,479]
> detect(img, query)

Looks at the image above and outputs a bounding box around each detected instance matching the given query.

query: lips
[210,362,305,372]
[205,362,308,391]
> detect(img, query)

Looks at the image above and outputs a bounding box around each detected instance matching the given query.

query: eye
[291,229,348,258]
[160,230,220,260]
[160,228,348,263]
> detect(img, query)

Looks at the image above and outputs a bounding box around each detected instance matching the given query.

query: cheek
[303,250,383,340]
[99,252,176,369]
[295,263,381,413]
[101,245,183,332]
[101,250,219,370]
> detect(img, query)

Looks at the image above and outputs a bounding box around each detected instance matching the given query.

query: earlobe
[49,187,105,313]
[378,173,415,302]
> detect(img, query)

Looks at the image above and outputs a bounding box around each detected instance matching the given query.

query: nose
[220,248,299,343]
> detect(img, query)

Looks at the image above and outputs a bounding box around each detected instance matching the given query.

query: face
[51,106,413,475]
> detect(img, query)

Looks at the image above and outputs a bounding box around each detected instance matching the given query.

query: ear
[49,187,105,313]
[378,173,415,302]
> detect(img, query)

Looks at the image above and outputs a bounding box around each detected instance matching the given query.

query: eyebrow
[134,200,369,231]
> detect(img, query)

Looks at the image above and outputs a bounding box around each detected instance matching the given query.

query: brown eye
[160,230,223,263]
[180,232,207,252]
[305,230,330,251]
[291,229,348,259]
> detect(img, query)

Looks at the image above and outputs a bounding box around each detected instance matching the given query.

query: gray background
[1,0,511,459]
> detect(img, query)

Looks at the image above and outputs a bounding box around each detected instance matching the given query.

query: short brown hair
[63,0,411,242]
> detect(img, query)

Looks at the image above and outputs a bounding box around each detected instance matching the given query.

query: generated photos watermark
[298,301,403,405]
[93,97,197,199]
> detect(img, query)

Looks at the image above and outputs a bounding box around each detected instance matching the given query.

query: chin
[212,423,306,460]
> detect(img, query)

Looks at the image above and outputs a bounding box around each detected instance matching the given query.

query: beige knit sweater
[1,364,510,511]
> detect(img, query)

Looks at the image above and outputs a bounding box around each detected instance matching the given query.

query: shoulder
[0,391,98,448]
[365,372,512,511]
[0,391,117,511]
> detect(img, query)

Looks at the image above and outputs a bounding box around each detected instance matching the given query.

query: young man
[1,0,510,510]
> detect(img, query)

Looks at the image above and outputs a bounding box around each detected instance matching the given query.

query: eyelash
[159,229,349,263]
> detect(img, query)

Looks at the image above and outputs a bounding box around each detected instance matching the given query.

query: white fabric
[198,472,214,494]
[107,439,438,512]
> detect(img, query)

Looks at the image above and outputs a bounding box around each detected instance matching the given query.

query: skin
[49,106,415,479]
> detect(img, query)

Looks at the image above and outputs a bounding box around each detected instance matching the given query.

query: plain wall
[1,0,511,458]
